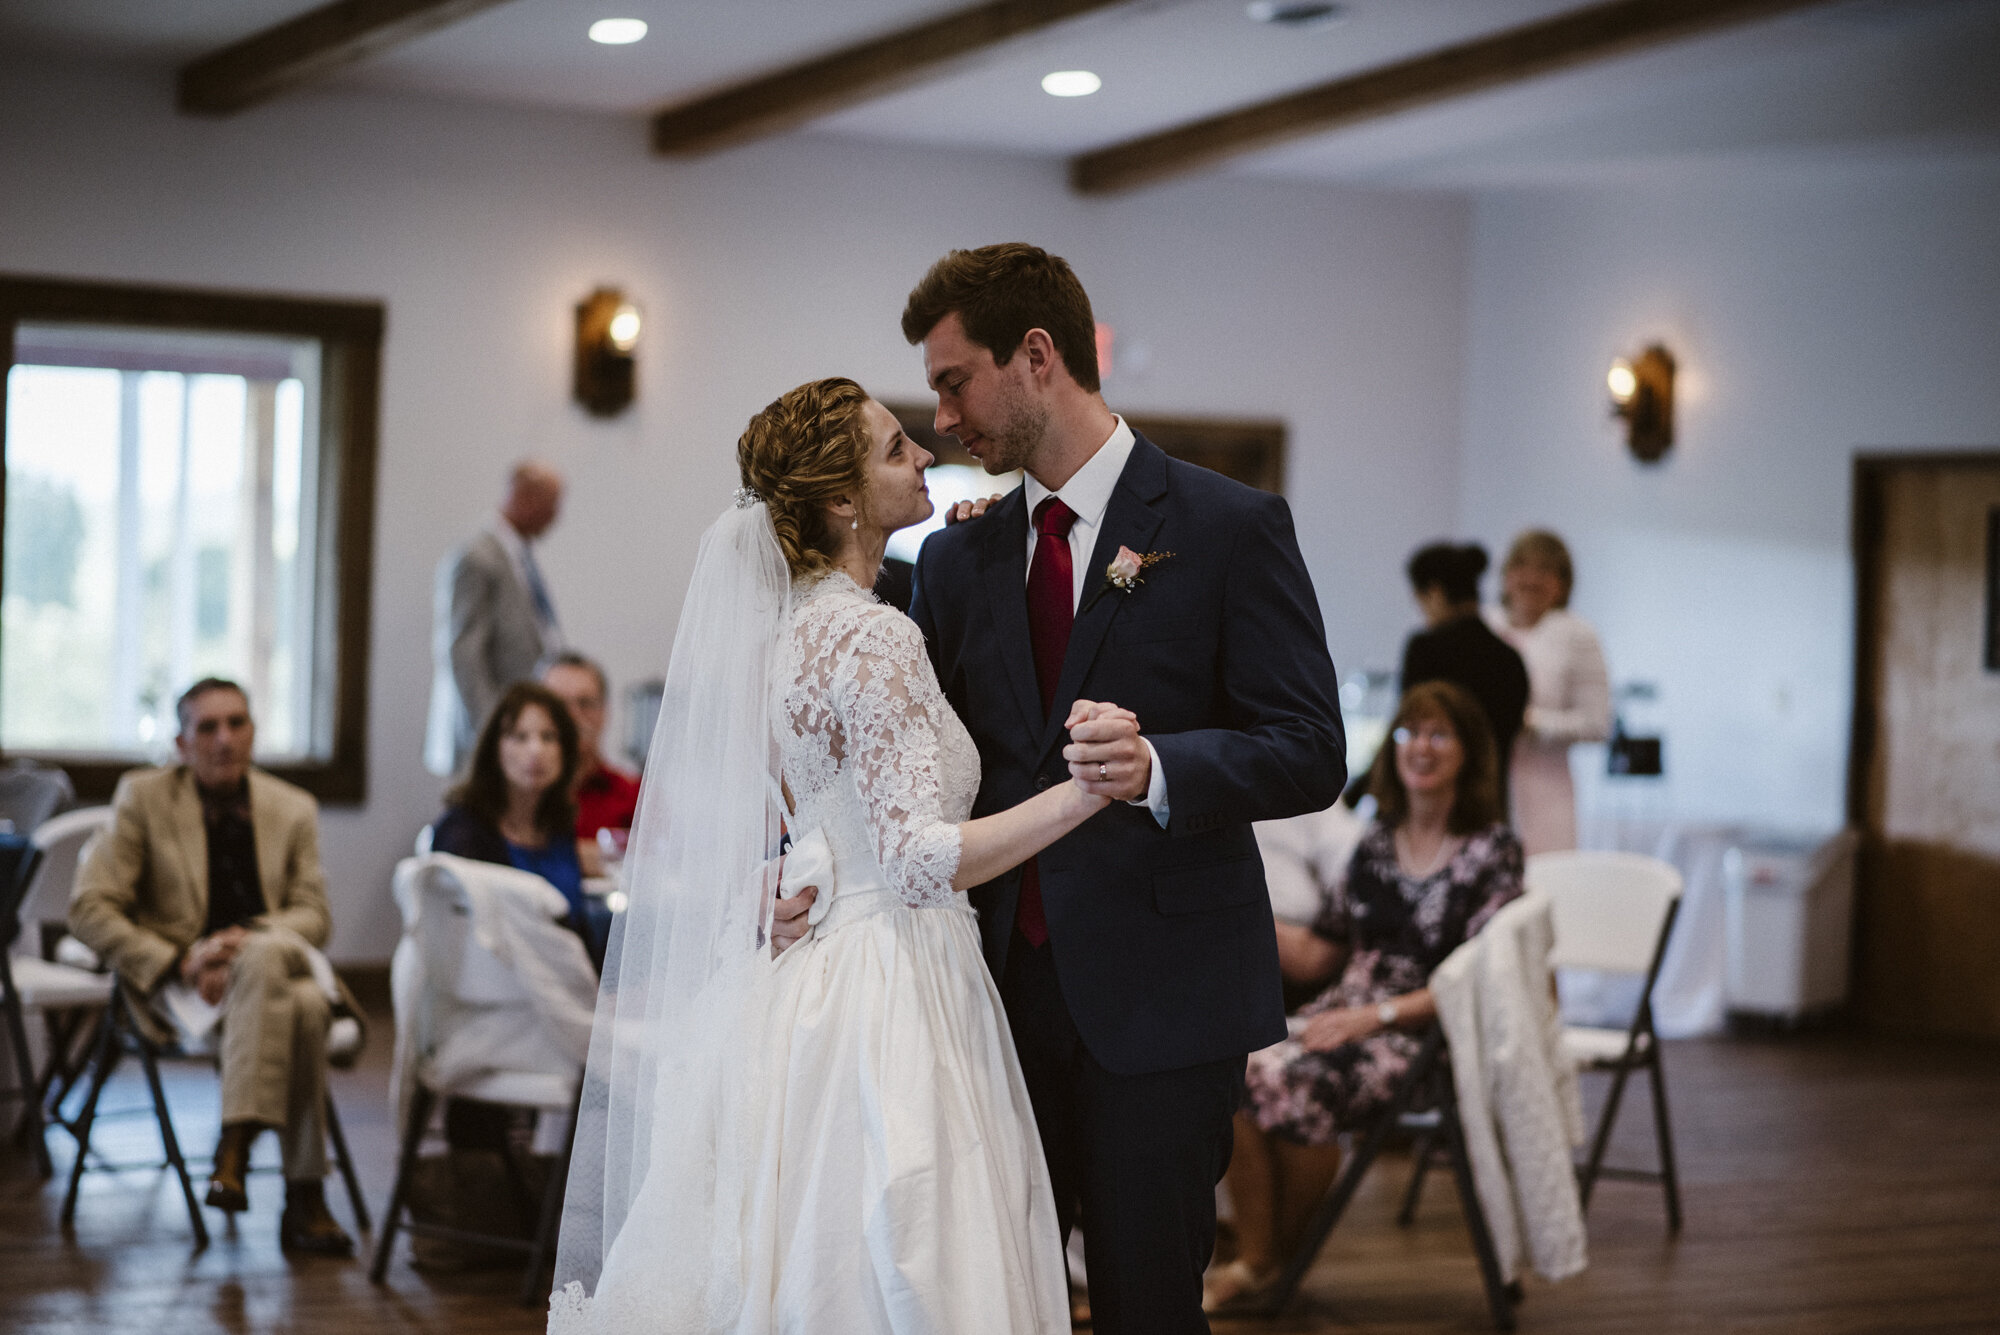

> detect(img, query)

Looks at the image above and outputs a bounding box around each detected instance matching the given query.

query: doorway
[1849,454,2000,1038]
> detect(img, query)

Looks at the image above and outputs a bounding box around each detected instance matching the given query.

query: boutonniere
[1081,545,1174,613]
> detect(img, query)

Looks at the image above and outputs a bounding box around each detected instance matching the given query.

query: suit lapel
[975,490,1046,741]
[1038,438,1170,760]
[169,769,209,927]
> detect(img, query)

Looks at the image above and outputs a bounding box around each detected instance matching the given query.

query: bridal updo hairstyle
[900,242,1101,392]
[737,377,875,580]
[1406,541,1490,606]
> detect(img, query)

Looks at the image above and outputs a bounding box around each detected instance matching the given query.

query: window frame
[0,273,382,805]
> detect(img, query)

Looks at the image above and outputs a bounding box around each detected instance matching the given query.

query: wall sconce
[574,287,641,417]
[1607,343,1674,463]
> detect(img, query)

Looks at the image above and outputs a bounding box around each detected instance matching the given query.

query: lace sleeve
[835,608,964,908]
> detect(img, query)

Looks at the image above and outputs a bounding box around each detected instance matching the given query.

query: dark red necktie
[1017,497,1076,948]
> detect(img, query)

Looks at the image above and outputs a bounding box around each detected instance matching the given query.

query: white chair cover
[1430,892,1589,1284]
[387,854,597,1135]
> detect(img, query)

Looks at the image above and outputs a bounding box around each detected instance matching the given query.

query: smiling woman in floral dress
[1204,680,1523,1311]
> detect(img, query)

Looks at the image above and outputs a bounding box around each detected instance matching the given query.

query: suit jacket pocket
[1112,615,1203,647]
[1153,855,1263,916]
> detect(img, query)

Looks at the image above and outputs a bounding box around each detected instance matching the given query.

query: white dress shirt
[1021,416,1169,823]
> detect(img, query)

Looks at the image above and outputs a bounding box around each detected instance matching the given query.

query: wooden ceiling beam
[652,0,1131,156]
[1069,0,1838,194]
[178,0,516,116]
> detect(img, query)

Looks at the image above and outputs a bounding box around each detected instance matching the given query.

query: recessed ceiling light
[1246,2,1346,30]
[589,18,648,45]
[1041,70,1102,98]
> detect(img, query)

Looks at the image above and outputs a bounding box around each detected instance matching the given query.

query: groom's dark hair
[901,244,1101,392]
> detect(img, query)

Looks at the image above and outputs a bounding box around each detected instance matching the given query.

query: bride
[548,378,1111,1333]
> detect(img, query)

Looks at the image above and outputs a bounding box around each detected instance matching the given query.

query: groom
[905,244,1344,1332]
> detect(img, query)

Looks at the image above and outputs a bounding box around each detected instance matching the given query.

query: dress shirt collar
[194,774,252,824]
[1022,415,1135,533]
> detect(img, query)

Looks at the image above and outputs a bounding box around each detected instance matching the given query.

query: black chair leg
[1397,1127,1437,1227]
[1577,1054,1638,1209]
[1440,1093,1517,1332]
[43,1009,103,1124]
[136,1040,207,1248]
[520,1111,578,1307]
[324,1094,371,1233]
[372,1084,435,1284]
[2,966,53,1177]
[1255,1035,1446,1316]
[1646,1046,1683,1233]
[37,1008,85,1117]
[61,1008,121,1228]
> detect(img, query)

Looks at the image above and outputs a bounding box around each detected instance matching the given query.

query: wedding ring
[1098,763,1108,780]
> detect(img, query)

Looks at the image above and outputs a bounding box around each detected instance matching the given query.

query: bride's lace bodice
[778,571,978,910]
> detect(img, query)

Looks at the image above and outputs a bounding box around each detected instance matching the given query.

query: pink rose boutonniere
[1081,545,1174,613]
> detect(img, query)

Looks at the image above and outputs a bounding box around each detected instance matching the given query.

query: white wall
[1457,154,2000,830]
[0,56,1469,961]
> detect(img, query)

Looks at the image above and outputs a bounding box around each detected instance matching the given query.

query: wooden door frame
[1847,451,2000,828]
[1847,450,2000,1032]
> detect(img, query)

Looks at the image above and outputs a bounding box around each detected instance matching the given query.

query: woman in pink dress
[1483,530,1610,856]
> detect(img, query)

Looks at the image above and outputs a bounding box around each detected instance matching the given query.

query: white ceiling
[2,0,1997,189]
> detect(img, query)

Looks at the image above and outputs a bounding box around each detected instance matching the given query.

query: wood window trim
[0,273,383,806]
[882,404,1287,495]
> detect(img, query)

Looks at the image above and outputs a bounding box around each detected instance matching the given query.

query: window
[0,276,382,802]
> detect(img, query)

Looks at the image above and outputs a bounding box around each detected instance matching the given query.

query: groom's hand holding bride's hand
[1064,700,1150,803]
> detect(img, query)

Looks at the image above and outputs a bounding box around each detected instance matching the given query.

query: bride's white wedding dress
[550,570,1068,1334]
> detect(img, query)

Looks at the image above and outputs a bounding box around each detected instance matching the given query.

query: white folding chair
[1531,850,1684,1231]
[0,760,74,836]
[4,808,116,1172]
[371,857,592,1305]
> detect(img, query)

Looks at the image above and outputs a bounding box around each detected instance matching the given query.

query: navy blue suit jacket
[910,435,1346,1075]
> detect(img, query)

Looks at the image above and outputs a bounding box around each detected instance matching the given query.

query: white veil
[550,492,791,1311]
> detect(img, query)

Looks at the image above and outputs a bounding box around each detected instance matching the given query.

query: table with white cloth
[1562,817,1733,1038]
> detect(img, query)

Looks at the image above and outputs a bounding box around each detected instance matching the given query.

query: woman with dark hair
[1204,681,1524,1311]
[1401,541,1529,807]
[431,680,593,958]
[1484,529,1611,855]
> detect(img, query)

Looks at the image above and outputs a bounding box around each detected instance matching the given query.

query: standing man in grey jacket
[424,461,565,776]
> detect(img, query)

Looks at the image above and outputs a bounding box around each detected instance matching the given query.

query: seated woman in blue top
[432,680,600,966]
[430,681,594,1162]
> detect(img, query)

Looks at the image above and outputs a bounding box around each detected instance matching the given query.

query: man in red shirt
[541,652,640,868]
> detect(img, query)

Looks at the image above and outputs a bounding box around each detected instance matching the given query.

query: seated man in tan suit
[70,678,354,1256]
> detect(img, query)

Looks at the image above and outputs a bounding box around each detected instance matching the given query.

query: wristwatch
[1376,1000,1399,1029]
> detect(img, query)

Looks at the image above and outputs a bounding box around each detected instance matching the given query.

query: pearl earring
[851,517,859,530]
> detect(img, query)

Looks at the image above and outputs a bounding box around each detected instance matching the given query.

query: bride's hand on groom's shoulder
[1064,700,1150,803]
[942,494,1006,526]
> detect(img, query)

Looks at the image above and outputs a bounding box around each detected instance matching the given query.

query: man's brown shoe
[279,1180,355,1257]
[204,1122,256,1213]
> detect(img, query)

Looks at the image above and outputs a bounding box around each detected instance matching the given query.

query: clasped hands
[178,924,249,1005]
[1297,1004,1391,1053]
[770,699,1147,956]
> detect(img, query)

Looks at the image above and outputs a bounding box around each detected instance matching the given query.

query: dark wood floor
[4,1011,1997,1334]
